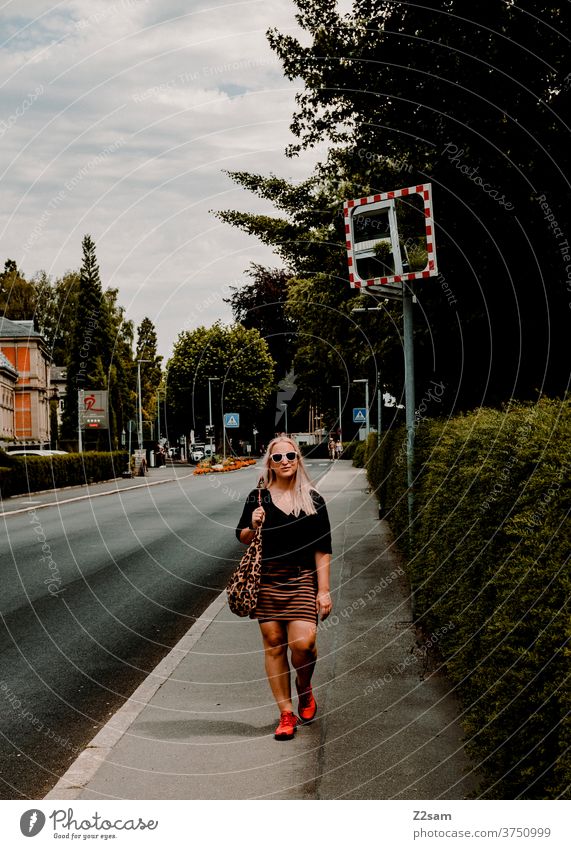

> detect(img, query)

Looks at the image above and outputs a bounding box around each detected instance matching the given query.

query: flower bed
[193,457,257,475]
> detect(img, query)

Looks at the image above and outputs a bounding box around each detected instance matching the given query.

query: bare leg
[259,621,293,713]
[287,620,317,692]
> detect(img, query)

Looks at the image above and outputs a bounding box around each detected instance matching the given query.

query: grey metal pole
[337,385,342,443]
[377,384,382,446]
[365,379,370,440]
[208,379,213,449]
[403,287,416,527]
[156,391,160,442]
[77,389,83,453]
[137,361,143,451]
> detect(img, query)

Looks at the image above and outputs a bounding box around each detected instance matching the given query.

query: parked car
[190,447,205,463]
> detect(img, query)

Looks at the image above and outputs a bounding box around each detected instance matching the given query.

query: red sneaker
[296,680,317,723]
[274,711,299,740]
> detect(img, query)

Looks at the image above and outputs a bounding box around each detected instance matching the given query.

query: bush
[0,466,13,498]
[1,451,128,497]
[351,441,366,467]
[364,398,571,799]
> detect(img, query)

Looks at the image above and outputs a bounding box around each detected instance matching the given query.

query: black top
[236,488,332,567]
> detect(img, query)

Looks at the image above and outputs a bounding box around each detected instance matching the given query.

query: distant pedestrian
[335,441,343,459]
[236,436,332,740]
[328,437,335,460]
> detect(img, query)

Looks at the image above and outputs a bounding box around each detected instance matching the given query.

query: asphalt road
[0,461,331,799]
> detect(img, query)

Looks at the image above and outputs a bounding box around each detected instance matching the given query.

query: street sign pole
[344,183,437,536]
[377,383,382,447]
[403,287,416,526]
[77,389,83,453]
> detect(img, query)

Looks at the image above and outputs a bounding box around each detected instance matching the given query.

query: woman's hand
[251,506,265,529]
[316,590,332,620]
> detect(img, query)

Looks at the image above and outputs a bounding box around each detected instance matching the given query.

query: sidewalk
[45,463,478,800]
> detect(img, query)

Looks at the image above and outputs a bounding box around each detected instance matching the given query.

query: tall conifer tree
[62,235,108,441]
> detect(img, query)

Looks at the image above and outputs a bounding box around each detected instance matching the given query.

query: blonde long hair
[261,436,318,516]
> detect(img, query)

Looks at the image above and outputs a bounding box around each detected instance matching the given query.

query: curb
[44,592,229,800]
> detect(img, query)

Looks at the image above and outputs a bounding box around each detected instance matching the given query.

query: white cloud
[0,0,326,358]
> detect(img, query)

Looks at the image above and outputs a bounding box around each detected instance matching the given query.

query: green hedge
[0,451,129,497]
[365,399,570,799]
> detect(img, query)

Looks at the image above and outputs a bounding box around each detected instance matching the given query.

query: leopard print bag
[227,487,263,617]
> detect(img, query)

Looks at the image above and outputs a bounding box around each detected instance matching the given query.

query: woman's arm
[315,550,332,619]
[237,500,265,545]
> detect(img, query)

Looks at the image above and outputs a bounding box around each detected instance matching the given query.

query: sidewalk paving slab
[45,462,478,800]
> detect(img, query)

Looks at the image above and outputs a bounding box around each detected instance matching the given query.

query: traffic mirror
[344,183,437,296]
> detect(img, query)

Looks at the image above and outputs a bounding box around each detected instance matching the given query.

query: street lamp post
[281,402,288,436]
[331,384,342,443]
[208,377,219,452]
[137,359,151,450]
[353,378,369,439]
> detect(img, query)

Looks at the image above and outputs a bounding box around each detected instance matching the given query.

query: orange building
[0,351,17,439]
[0,318,50,445]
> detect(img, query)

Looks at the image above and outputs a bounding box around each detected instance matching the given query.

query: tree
[216,169,406,434]
[263,0,570,407]
[166,323,275,447]
[105,289,137,447]
[135,317,163,441]
[225,264,294,378]
[61,235,112,443]
[32,270,80,364]
[0,260,36,322]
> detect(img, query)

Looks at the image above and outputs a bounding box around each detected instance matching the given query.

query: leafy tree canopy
[166,323,275,441]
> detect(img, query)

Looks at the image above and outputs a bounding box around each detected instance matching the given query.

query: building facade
[0,351,17,439]
[0,318,51,445]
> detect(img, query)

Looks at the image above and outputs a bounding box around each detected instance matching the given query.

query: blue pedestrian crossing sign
[224,412,240,428]
[353,407,367,423]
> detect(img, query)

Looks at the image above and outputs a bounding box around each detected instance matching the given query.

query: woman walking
[236,437,333,740]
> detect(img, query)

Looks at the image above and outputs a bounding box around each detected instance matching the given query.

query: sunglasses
[270,451,299,463]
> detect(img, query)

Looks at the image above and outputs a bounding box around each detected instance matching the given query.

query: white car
[190,448,205,462]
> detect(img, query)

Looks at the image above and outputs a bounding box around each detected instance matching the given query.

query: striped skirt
[252,561,318,624]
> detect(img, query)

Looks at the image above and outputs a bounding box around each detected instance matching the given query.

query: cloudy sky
[0,0,341,359]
